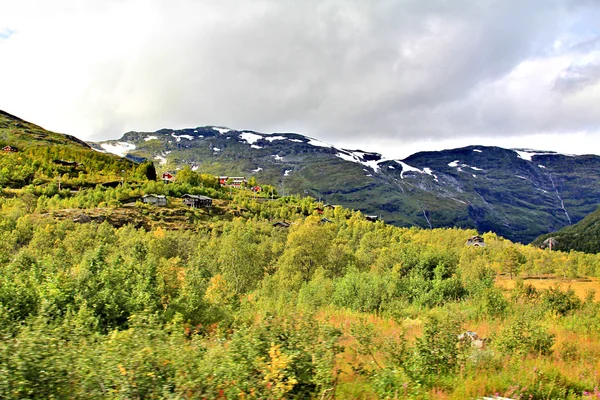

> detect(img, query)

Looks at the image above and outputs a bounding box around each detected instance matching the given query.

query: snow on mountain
[448,160,484,171]
[307,138,333,148]
[331,148,389,172]
[240,132,263,145]
[212,127,231,134]
[396,161,435,179]
[264,136,286,142]
[512,149,574,161]
[145,136,158,141]
[100,142,136,157]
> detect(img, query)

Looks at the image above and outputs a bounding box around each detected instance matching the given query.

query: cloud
[0,0,599,158]
[0,28,14,40]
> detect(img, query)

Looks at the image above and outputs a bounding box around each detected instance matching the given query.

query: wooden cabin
[142,194,167,206]
[272,221,290,228]
[2,145,18,152]
[182,194,212,208]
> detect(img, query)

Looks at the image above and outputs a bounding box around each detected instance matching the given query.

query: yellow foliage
[204,274,235,305]
[259,343,298,398]
[153,226,165,239]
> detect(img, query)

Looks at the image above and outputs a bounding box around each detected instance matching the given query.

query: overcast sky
[1,0,599,159]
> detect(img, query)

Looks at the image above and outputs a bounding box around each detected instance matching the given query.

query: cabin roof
[182,194,212,200]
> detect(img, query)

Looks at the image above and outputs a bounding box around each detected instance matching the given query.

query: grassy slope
[0,110,140,188]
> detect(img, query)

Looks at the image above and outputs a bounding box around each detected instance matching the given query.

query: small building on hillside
[251,185,262,193]
[2,145,18,152]
[142,194,167,206]
[182,194,212,208]
[272,221,290,228]
[162,172,174,184]
[365,215,380,222]
[320,217,333,224]
[466,235,486,247]
[218,176,247,188]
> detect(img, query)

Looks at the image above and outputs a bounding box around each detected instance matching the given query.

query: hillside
[0,110,154,189]
[91,126,600,243]
[532,205,600,253]
[2,111,600,398]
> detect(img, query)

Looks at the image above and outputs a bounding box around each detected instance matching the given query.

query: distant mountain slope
[531,206,600,253]
[90,126,600,243]
[0,110,149,188]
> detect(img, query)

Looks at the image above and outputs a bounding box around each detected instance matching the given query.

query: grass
[496,275,600,301]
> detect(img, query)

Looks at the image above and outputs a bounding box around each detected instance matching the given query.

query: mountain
[90,126,600,243]
[0,110,152,188]
[531,205,600,253]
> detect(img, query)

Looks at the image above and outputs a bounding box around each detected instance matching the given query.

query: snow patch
[289,139,303,143]
[396,161,437,180]
[252,167,263,173]
[213,127,231,134]
[171,133,194,142]
[336,153,356,163]
[538,164,546,169]
[240,132,263,145]
[473,149,483,153]
[273,155,283,161]
[154,155,167,165]
[284,169,292,176]
[264,136,286,142]
[335,151,384,172]
[100,142,136,157]
[213,147,221,152]
[192,165,199,171]
[144,136,158,141]
[513,149,574,161]
[251,145,263,149]
[448,160,483,171]
[388,165,395,169]
[308,138,333,148]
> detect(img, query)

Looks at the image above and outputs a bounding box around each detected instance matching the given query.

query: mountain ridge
[89,124,600,243]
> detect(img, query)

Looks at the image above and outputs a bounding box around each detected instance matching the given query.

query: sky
[1,0,599,159]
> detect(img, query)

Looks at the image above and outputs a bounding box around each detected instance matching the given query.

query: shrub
[494,316,555,356]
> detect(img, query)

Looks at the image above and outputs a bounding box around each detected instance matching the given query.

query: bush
[494,316,555,356]
[540,286,582,316]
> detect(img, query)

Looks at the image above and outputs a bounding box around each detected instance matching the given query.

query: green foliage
[540,286,582,316]
[494,314,555,356]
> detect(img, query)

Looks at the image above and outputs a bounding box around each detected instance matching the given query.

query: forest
[2,166,600,399]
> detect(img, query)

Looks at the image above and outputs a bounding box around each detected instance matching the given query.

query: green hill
[0,110,154,189]
[532,205,600,253]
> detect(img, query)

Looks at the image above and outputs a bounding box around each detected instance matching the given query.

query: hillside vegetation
[2,111,600,398]
[0,110,154,188]
[533,205,600,254]
[92,125,600,243]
